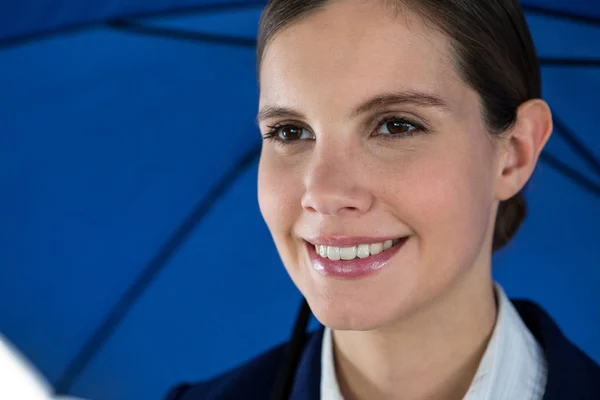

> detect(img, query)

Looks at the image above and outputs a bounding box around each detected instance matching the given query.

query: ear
[496,99,553,201]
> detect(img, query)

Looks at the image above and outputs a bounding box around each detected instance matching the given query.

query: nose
[301,149,373,217]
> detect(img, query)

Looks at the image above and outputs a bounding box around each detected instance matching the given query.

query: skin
[256,1,553,399]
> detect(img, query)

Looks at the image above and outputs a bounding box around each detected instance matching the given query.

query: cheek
[257,152,303,237]
[419,162,493,248]
[258,151,309,292]
[381,135,497,260]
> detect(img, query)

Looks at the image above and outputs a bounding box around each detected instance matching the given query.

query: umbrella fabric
[0,1,598,399]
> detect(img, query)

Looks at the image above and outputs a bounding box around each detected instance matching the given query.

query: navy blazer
[166,300,600,400]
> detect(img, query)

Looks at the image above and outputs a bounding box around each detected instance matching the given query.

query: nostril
[301,184,373,216]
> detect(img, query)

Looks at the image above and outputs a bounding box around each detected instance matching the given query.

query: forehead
[259,0,464,112]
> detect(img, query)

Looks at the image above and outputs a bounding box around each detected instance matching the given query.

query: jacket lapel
[513,300,600,400]
[285,302,600,400]
[289,326,324,400]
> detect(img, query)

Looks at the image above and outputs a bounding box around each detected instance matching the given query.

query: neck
[331,264,497,400]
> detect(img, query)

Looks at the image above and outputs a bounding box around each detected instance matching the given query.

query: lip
[306,237,409,279]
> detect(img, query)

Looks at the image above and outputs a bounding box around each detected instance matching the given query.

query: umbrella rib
[114,0,267,21]
[551,116,600,178]
[540,58,600,67]
[0,23,103,50]
[522,4,600,27]
[0,1,266,49]
[540,152,600,198]
[107,19,257,47]
[53,143,262,394]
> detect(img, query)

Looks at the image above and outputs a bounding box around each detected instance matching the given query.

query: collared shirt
[0,334,85,400]
[320,283,548,399]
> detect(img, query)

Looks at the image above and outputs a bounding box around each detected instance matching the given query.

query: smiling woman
[165,1,600,399]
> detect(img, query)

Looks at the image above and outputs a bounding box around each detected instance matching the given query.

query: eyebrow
[256,106,305,125]
[256,90,450,124]
[351,90,450,117]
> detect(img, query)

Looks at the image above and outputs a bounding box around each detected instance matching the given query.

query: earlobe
[496,99,553,201]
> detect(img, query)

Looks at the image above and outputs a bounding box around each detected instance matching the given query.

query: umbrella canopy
[0,1,598,399]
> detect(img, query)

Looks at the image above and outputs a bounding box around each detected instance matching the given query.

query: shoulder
[512,299,600,399]
[164,341,289,400]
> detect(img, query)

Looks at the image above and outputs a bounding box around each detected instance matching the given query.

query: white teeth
[314,239,403,261]
[357,244,370,259]
[340,246,357,260]
[369,242,383,255]
[317,245,327,257]
[327,246,341,261]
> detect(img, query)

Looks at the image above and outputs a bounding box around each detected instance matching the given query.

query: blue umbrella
[0,1,598,399]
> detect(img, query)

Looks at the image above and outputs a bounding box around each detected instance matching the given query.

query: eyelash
[262,115,427,144]
[375,115,427,138]
[262,123,308,143]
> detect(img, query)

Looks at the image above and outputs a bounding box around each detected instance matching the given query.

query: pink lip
[307,237,408,279]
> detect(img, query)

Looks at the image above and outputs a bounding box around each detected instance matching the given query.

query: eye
[264,124,314,142]
[375,117,422,137]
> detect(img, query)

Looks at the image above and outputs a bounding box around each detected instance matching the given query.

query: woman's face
[257,0,503,330]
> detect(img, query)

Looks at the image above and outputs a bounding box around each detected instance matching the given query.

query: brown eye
[280,125,305,140]
[265,124,314,142]
[381,119,415,135]
[388,121,412,134]
[378,119,417,136]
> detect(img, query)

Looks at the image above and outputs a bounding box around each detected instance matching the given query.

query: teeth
[340,247,357,260]
[317,245,327,257]
[357,244,370,259]
[327,246,341,261]
[369,242,383,255]
[314,238,403,261]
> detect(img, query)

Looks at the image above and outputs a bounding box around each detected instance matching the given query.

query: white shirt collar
[0,334,85,400]
[320,283,548,399]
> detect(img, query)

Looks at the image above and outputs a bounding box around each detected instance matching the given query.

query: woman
[167,0,600,399]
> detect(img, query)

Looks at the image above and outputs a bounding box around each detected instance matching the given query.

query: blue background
[0,1,598,399]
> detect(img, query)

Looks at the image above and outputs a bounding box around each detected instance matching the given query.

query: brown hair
[257,0,540,252]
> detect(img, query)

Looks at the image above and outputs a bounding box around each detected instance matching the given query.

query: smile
[306,237,408,279]
[314,238,402,261]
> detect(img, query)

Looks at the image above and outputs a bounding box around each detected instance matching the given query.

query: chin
[313,311,383,332]
[306,291,412,332]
